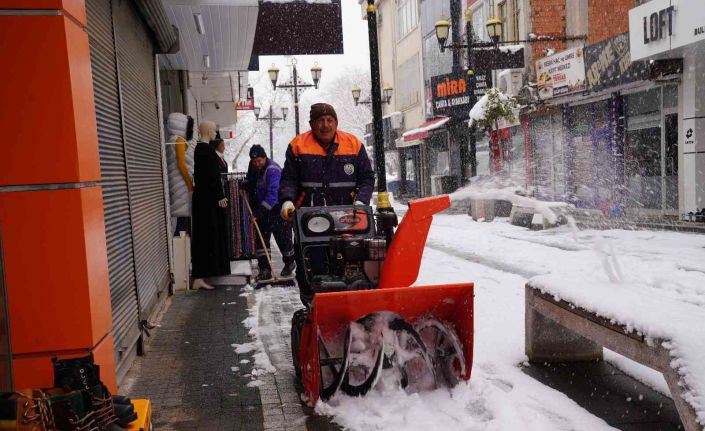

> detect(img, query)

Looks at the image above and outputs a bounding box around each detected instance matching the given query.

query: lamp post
[351,85,393,106]
[365,0,397,244]
[268,59,322,135]
[254,104,288,158]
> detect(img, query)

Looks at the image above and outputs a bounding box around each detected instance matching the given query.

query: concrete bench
[525,283,702,431]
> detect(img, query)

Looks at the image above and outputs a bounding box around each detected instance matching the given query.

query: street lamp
[254,104,287,158]
[351,84,393,106]
[269,59,323,135]
[485,17,503,45]
[434,18,451,53]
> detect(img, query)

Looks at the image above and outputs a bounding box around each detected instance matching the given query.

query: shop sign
[629,0,705,61]
[585,32,649,92]
[473,46,525,70]
[430,70,492,119]
[535,47,587,100]
[235,99,254,110]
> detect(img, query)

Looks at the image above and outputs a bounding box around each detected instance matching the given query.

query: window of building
[497,1,507,42]
[397,54,421,109]
[398,0,418,40]
[471,3,487,41]
[511,0,520,40]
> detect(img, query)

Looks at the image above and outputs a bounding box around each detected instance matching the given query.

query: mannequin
[191,121,231,290]
[165,113,195,235]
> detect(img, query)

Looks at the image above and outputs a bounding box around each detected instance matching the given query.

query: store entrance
[624,85,678,215]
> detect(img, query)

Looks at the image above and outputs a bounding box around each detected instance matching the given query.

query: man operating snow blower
[279,103,474,403]
[279,102,375,304]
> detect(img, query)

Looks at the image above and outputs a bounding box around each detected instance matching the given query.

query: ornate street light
[434,18,451,53]
[268,64,280,88]
[382,85,393,104]
[254,104,287,157]
[270,58,322,134]
[486,17,503,45]
[351,85,392,106]
[351,85,362,105]
[310,64,322,89]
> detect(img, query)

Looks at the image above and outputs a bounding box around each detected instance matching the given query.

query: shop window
[398,0,418,40]
[625,128,661,209]
[497,1,507,42]
[663,85,678,109]
[397,54,421,110]
[475,135,491,176]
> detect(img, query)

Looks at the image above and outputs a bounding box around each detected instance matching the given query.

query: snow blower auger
[290,195,474,405]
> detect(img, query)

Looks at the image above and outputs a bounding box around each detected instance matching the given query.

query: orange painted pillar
[0,0,117,393]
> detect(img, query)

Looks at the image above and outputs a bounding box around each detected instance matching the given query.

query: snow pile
[530,275,705,425]
[469,93,490,124]
[231,289,277,387]
[498,44,524,54]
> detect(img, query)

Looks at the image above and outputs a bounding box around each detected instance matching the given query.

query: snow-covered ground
[238,205,705,430]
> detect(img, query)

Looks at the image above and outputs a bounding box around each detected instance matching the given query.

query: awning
[401,117,450,142]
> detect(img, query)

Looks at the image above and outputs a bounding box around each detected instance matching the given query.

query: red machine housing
[297,195,475,404]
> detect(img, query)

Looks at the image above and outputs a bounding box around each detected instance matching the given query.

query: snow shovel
[242,196,296,289]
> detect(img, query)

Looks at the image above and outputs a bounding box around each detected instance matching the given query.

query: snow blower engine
[291,195,475,405]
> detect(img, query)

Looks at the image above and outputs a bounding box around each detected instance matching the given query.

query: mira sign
[629,0,705,61]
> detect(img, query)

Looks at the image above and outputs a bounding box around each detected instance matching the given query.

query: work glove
[218,198,228,208]
[281,201,295,222]
[354,200,365,206]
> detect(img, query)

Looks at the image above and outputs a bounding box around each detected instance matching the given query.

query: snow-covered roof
[498,44,525,54]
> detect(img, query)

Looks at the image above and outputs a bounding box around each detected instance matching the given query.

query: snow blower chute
[290,195,474,404]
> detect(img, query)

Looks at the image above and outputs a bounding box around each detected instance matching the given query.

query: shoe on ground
[280,261,296,278]
[255,269,273,284]
[192,278,214,290]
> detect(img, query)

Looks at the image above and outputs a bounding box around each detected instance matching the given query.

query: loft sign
[642,5,675,44]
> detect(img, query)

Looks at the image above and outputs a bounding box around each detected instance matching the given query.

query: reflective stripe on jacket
[279,130,375,207]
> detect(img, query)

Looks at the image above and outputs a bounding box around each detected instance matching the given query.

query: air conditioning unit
[498,69,523,97]
[389,112,404,130]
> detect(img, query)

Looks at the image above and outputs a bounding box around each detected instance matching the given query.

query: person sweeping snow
[246,144,296,284]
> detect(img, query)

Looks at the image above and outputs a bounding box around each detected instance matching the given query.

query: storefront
[629,0,705,218]
[398,116,451,198]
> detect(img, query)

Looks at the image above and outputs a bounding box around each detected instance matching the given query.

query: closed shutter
[85,0,141,376]
[113,0,170,320]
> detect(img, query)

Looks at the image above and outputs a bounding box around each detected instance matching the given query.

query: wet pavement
[120,256,341,431]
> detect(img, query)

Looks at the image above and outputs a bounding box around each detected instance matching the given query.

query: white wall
[201,101,237,135]
[679,42,705,214]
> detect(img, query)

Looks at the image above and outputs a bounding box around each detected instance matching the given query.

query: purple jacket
[246,158,282,211]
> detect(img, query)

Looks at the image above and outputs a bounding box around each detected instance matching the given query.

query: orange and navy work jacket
[279,130,375,207]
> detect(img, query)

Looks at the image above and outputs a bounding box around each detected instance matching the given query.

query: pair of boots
[0,386,132,431]
[255,260,296,283]
[51,355,137,430]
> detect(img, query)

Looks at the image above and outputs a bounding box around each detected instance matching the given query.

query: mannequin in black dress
[191,122,230,290]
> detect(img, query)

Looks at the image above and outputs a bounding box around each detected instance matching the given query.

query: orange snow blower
[290,195,474,404]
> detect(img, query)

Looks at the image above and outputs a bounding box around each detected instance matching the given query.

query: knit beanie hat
[309,103,337,123]
[249,144,267,159]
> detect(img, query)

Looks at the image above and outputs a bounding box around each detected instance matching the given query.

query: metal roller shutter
[86,0,141,377]
[113,0,170,321]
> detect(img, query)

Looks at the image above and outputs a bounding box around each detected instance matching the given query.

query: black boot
[255,268,273,284]
[280,260,296,279]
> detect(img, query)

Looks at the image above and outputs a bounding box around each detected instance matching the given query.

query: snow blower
[290,195,474,404]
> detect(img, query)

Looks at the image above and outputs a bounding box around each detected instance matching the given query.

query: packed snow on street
[235,185,705,431]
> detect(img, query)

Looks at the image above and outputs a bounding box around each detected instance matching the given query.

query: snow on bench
[525,275,705,431]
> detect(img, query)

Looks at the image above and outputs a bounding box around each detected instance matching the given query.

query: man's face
[253,156,266,170]
[310,115,337,143]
